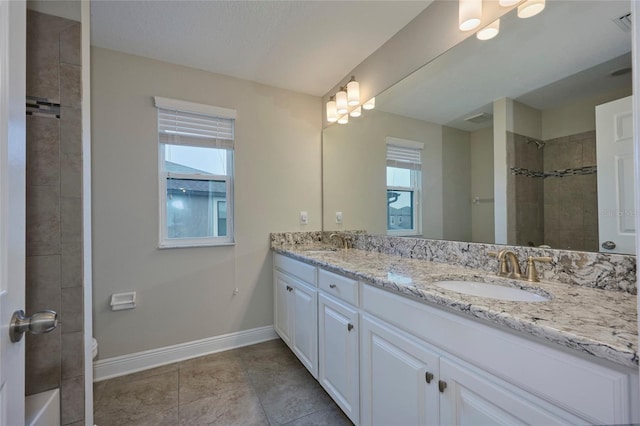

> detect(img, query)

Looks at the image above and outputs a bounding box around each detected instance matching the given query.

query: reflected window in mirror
[386,140,424,236]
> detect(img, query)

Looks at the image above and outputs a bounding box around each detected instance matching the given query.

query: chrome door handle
[601,241,616,250]
[9,309,58,343]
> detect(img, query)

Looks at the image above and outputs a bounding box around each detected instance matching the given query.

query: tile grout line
[236,349,273,425]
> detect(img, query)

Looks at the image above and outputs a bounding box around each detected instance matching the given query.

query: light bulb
[363,97,375,110]
[349,106,362,118]
[459,0,482,31]
[336,89,348,115]
[518,0,545,18]
[326,97,337,123]
[499,0,519,6]
[347,76,360,106]
[476,19,500,41]
[337,114,349,124]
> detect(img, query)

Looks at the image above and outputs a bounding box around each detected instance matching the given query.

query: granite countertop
[273,245,639,369]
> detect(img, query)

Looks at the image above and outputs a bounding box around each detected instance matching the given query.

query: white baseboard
[93,325,278,382]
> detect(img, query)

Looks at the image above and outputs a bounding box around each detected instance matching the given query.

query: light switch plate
[300,211,308,225]
[336,211,343,224]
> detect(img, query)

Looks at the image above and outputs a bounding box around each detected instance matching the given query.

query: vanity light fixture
[326,95,338,123]
[362,97,375,110]
[336,87,348,115]
[518,0,545,18]
[349,106,362,118]
[477,18,500,40]
[347,76,360,106]
[459,0,482,31]
[337,114,349,124]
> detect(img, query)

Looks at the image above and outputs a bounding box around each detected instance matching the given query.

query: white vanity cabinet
[317,269,360,424]
[273,254,318,378]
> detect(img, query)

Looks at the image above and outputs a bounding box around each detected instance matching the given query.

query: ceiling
[376,0,632,132]
[90,0,432,97]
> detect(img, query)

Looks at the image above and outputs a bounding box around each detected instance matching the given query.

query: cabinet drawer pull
[329,284,337,289]
[347,323,354,332]
[425,372,434,384]
[286,285,293,292]
[438,380,447,393]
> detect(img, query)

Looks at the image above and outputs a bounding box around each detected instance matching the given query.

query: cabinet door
[274,271,293,346]
[360,314,440,426]
[439,358,578,426]
[318,293,359,424]
[292,280,318,378]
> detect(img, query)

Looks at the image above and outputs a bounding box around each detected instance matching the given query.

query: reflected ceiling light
[476,19,500,40]
[336,87,348,115]
[459,0,482,31]
[347,76,360,106]
[363,97,375,110]
[349,106,362,118]
[337,114,349,124]
[499,0,519,6]
[518,0,545,18]
[326,95,337,123]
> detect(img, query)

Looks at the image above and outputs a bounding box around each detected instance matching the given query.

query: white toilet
[91,338,98,360]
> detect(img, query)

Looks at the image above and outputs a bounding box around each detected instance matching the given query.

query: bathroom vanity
[272,238,639,426]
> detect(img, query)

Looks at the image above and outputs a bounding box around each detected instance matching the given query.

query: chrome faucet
[329,233,350,250]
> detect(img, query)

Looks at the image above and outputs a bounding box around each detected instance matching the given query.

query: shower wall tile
[61,242,83,288]
[60,106,82,155]
[26,115,60,187]
[59,23,81,66]
[60,63,82,108]
[61,376,84,424]
[61,287,83,333]
[60,197,83,243]
[61,153,82,198]
[62,332,84,379]
[26,327,61,395]
[26,186,61,256]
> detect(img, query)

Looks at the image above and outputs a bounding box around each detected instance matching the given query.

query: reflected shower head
[527,138,545,149]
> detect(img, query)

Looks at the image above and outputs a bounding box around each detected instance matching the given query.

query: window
[155,96,236,247]
[386,138,423,236]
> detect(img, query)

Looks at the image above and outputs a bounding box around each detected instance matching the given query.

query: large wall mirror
[322,0,635,254]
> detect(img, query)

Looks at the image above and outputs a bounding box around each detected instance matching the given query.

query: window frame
[386,137,423,237]
[155,97,236,248]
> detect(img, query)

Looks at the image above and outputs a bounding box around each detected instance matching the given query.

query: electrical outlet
[336,211,343,224]
[300,211,308,225]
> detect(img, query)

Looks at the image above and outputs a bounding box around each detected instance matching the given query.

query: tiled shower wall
[25,10,84,425]
[543,130,598,251]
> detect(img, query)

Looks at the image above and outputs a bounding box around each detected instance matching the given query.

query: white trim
[93,326,278,382]
[385,136,424,150]
[81,1,94,425]
[154,96,237,119]
[631,1,640,406]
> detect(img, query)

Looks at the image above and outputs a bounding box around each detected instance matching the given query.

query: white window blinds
[154,96,236,150]
[386,138,424,170]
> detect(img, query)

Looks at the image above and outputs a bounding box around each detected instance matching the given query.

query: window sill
[158,241,235,249]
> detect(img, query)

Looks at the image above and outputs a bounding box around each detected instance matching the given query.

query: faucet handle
[487,251,499,257]
[525,256,552,282]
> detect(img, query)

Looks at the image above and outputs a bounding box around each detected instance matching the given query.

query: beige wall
[470,126,494,243]
[322,109,443,237]
[442,126,471,241]
[92,48,321,358]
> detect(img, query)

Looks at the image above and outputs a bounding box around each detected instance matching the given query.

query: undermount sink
[301,248,339,255]
[433,280,550,302]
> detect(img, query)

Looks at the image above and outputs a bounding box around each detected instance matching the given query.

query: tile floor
[93,339,352,425]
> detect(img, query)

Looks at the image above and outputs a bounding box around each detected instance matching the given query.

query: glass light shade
[336,90,348,114]
[476,19,500,40]
[347,78,360,106]
[362,97,375,110]
[499,0,519,6]
[337,114,349,124]
[349,106,362,118]
[518,0,545,18]
[326,99,337,123]
[459,0,482,31]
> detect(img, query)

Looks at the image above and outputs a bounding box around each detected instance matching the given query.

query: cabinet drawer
[274,253,316,285]
[318,268,358,306]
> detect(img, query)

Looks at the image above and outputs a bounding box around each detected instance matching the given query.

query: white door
[596,96,636,254]
[291,280,317,378]
[360,314,440,426]
[0,1,27,425]
[318,293,359,425]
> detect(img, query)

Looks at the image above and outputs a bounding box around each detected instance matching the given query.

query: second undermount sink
[433,280,550,302]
